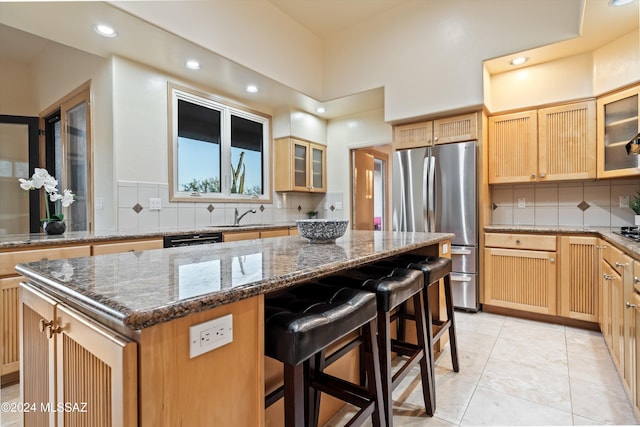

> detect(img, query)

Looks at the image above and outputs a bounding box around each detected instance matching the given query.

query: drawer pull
[47,325,62,339]
[615,262,627,268]
[626,302,637,309]
[549,257,555,263]
[450,248,472,255]
[450,274,472,282]
[515,240,521,244]
[603,274,615,280]
[635,277,639,284]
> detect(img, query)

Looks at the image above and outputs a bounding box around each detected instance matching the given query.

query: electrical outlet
[95,197,104,210]
[442,243,448,254]
[189,314,233,358]
[149,198,162,211]
[620,195,630,208]
[517,198,526,208]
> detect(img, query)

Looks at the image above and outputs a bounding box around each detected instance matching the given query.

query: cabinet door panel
[484,247,556,314]
[558,236,598,321]
[92,239,163,256]
[538,101,596,181]
[20,283,57,427]
[434,113,478,144]
[393,121,433,150]
[56,304,137,427]
[1,277,21,376]
[488,110,538,183]
[0,245,91,276]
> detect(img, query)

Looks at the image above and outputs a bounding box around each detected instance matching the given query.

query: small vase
[43,221,66,235]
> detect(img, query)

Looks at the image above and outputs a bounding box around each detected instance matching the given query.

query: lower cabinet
[484,233,557,315]
[558,236,599,322]
[21,283,137,426]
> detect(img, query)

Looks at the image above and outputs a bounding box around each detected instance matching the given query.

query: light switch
[95,197,104,210]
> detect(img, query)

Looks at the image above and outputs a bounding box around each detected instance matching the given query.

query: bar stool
[264,283,385,427]
[375,255,459,411]
[317,266,433,426]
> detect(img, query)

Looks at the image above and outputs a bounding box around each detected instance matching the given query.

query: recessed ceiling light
[609,0,634,6]
[246,85,259,93]
[509,56,529,66]
[186,60,201,70]
[93,24,117,38]
[316,107,326,114]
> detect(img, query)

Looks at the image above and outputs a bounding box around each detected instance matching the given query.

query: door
[353,149,374,230]
[352,147,388,231]
[0,115,40,234]
[432,141,477,246]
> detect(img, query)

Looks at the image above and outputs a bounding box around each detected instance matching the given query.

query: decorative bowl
[296,219,349,244]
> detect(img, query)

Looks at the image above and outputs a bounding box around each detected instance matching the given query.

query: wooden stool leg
[396,302,407,341]
[413,291,435,416]
[444,275,460,372]
[283,363,306,427]
[308,351,325,427]
[377,310,394,427]
[363,319,385,427]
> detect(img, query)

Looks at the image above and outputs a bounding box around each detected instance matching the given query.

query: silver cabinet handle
[615,262,627,268]
[603,274,615,280]
[450,274,472,282]
[540,173,546,178]
[530,174,536,179]
[451,248,472,255]
[635,277,639,284]
[549,257,555,263]
[515,239,521,244]
[626,302,637,309]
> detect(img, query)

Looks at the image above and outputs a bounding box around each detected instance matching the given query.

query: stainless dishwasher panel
[450,246,477,274]
[451,272,478,312]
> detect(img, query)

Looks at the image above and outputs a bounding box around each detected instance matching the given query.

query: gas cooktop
[614,226,640,242]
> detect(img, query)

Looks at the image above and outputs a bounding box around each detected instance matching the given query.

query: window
[169,84,271,202]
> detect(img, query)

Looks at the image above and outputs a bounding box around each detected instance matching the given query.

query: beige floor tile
[461,386,573,426]
[455,328,498,357]
[478,357,571,412]
[489,334,568,369]
[435,347,487,385]
[570,375,638,425]
[454,311,506,337]
[572,414,610,425]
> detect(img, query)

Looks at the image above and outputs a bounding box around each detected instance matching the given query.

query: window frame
[168,82,272,203]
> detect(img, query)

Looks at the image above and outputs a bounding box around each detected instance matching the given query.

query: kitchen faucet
[234,208,256,226]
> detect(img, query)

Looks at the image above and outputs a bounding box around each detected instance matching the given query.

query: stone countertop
[0,223,297,250]
[15,230,453,332]
[484,225,640,258]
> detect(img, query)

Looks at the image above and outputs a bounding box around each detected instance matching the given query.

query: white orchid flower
[60,189,75,207]
[19,178,34,191]
[49,192,62,202]
[43,175,58,194]
[31,168,50,189]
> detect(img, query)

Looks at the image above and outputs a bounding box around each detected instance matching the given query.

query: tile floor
[0,312,637,426]
[325,311,639,426]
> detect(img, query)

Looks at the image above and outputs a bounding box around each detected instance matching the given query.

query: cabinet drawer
[260,229,289,239]
[0,246,91,276]
[485,233,556,251]
[92,239,163,256]
[602,244,630,275]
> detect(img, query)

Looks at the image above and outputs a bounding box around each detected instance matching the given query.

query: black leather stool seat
[378,255,452,285]
[316,267,423,312]
[265,284,377,366]
[317,265,433,426]
[264,283,385,427]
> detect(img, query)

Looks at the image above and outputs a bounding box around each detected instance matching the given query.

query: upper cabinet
[393,112,478,150]
[597,85,640,179]
[274,137,326,193]
[488,100,596,184]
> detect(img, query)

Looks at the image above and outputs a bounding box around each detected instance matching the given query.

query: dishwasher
[163,232,223,248]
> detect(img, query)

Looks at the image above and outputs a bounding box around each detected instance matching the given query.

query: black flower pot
[43,221,66,235]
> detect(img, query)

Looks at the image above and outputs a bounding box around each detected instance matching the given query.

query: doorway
[351,146,390,230]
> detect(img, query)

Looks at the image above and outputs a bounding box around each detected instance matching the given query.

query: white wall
[0,60,36,116]
[327,108,392,223]
[273,108,327,143]
[593,30,640,96]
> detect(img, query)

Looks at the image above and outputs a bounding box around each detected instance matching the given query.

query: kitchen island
[15,230,453,426]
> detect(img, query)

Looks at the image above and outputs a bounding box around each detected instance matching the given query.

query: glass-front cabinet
[275,137,326,193]
[597,85,640,178]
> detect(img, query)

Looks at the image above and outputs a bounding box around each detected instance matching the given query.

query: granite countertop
[0,223,297,249]
[15,230,453,332]
[484,225,640,258]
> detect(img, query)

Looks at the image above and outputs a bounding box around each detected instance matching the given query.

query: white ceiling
[1,0,638,118]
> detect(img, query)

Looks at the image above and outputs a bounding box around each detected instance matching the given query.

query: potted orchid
[19,168,75,235]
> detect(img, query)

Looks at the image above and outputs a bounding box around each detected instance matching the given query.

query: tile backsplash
[491,179,639,227]
[116,181,345,232]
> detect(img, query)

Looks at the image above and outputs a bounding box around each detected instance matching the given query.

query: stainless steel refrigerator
[392,141,478,311]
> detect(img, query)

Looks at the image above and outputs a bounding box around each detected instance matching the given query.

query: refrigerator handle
[427,154,435,232]
[422,154,429,232]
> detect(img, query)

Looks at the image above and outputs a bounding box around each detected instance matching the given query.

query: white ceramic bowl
[296,219,349,244]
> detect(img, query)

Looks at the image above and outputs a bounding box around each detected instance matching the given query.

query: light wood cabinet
[259,228,289,239]
[224,227,298,241]
[484,233,557,315]
[488,101,596,183]
[21,283,137,426]
[597,84,640,179]
[223,231,261,242]
[274,137,326,193]
[558,236,599,322]
[0,245,91,381]
[393,112,478,150]
[91,238,163,256]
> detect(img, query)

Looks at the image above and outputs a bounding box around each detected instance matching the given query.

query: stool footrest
[391,349,425,390]
[391,339,420,357]
[325,336,363,367]
[265,385,285,409]
[432,319,453,342]
[311,372,372,409]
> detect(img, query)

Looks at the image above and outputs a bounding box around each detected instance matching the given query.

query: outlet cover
[620,195,630,208]
[517,198,526,208]
[149,198,162,211]
[189,314,233,358]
